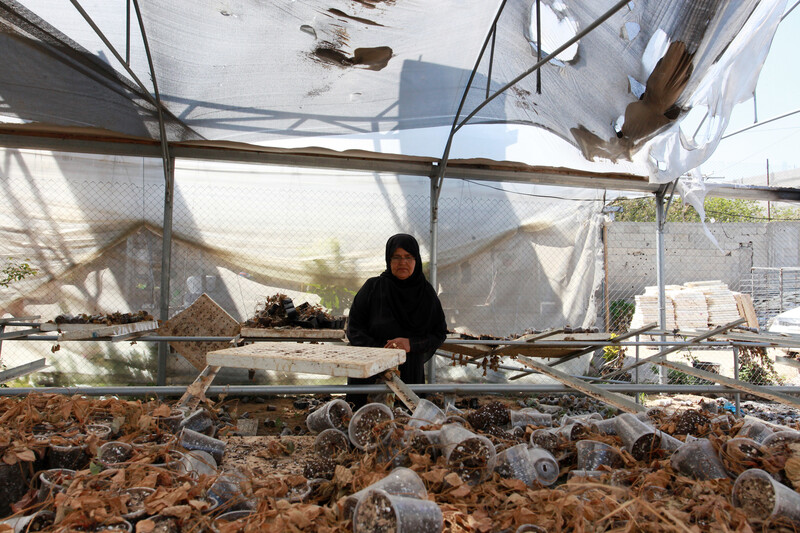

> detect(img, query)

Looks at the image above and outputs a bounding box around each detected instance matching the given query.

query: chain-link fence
[1,149,799,392]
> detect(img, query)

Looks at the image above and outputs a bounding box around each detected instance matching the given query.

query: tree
[609,196,800,222]
[1,258,37,288]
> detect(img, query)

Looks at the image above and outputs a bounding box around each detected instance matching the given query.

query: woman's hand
[385,337,411,352]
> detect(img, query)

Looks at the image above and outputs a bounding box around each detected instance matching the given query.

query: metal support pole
[634,333,640,403]
[427,177,441,384]
[157,157,176,385]
[655,190,667,385]
[733,345,741,416]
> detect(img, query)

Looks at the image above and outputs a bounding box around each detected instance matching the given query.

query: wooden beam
[603,318,746,381]
[383,371,419,411]
[516,356,646,413]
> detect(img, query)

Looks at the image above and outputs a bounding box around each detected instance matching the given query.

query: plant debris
[243,294,345,329]
[0,393,799,532]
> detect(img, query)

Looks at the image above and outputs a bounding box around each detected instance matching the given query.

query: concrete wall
[606,222,800,303]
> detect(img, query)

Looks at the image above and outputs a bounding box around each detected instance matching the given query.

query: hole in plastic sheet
[614,114,625,137]
[300,25,317,38]
[527,2,579,65]
[628,76,645,99]
[622,21,640,41]
[680,105,716,147]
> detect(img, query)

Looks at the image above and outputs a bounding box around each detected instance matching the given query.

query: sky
[701,3,800,185]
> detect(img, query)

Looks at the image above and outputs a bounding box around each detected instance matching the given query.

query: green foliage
[609,196,800,223]
[609,299,635,332]
[304,239,360,314]
[667,368,700,385]
[1,258,37,288]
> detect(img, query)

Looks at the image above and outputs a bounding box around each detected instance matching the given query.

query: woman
[346,234,448,408]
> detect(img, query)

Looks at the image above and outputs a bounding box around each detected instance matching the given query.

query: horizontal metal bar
[1,383,799,397]
[0,358,47,384]
[3,334,791,349]
[0,327,41,340]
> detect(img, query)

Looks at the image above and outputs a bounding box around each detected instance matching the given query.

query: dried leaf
[421,468,448,484]
[450,484,471,498]
[136,519,155,533]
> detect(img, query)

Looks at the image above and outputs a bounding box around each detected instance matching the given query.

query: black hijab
[378,234,438,334]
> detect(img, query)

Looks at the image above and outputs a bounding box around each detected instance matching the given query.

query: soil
[736,476,775,520]
[313,429,350,458]
[448,437,493,485]
[122,487,153,517]
[351,407,394,449]
[328,401,351,431]
[27,513,55,531]
[630,433,661,461]
[221,435,316,477]
[531,429,558,453]
[99,443,132,465]
[353,490,397,533]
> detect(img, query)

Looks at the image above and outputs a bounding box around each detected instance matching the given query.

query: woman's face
[390,247,416,280]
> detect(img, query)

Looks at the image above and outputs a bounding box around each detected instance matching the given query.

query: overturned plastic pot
[509,409,553,428]
[353,488,443,533]
[437,423,497,485]
[496,444,559,487]
[306,399,352,434]
[575,440,623,471]
[670,438,728,480]
[733,468,800,524]
[348,403,395,452]
[341,466,427,520]
[408,399,446,429]
[615,413,660,461]
[179,428,226,464]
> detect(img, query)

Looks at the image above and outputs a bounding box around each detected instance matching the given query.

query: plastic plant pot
[720,437,766,477]
[509,409,553,428]
[575,440,623,471]
[179,450,218,477]
[530,428,558,453]
[589,417,618,436]
[179,428,226,464]
[154,410,185,434]
[670,438,728,480]
[0,510,55,532]
[48,441,89,470]
[404,429,437,458]
[342,467,428,520]
[120,487,155,521]
[614,413,660,461]
[737,420,773,443]
[90,520,133,533]
[762,430,800,447]
[560,413,602,426]
[554,422,587,442]
[408,399,446,429]
[314,428,351,458]
[85,424,113,440]
[353,488,443,533]
[657,430,683,452]
[496,444,558,486]
[527,447,559,486]
[710,415,734,432]
[37,468,76,502]
[306,399,352,434]
[733,468,800,523]
[180,409,215,435]
[348,403,395,451]
[98,441,133,468]
[437,424,497,485]
[209,470,254,511]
